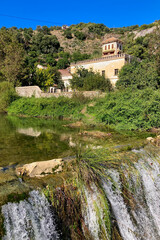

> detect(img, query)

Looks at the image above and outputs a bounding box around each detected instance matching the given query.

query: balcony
[103,49,115,53]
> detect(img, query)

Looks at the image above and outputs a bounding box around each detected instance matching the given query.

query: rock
[147,136,160,146]
[16,159,63,178]
[146,137,154,142]
[150,128,160,134]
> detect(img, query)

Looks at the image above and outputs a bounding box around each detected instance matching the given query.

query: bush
[74,31,86,40]
[8,96,84,119]
[71,68,113,92]
[87,88,160,130]
[63,29,73,39]
[0,82,17,112]
[116,60,160,90]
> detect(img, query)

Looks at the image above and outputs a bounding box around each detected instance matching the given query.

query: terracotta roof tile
[58,69,72,77]
[102,37,122,44]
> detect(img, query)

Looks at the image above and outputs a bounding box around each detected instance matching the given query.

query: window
[114,69,119,76]
[112,44,114,49]
[102,70,105,77]
[105,45,107,50]
[108,45,110,50]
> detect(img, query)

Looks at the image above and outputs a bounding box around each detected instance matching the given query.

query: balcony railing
[71,53,128,66]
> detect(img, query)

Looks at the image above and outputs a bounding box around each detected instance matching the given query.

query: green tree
[31,33,60,54]
[63,29,73,39]
[71,68,112,91]
[116,60,160,89]
[71,51,90,63]
[0,29,25,86]
[74,31,86,40]
[35,66,63,90]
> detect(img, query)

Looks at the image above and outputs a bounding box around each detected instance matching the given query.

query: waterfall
[103,149,160,240]
[2,190,59,240]
[82,184,110,240]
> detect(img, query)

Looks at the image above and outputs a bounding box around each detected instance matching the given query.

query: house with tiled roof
[71,37,133,86]
[58,69,72,92]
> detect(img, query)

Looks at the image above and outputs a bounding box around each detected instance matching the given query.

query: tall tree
[0,29,25,86]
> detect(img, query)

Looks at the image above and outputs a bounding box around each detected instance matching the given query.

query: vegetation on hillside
[1,20,160,131]
[0,20,159,88]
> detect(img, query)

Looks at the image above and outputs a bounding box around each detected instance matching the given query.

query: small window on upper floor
[102,70,105,77]
[114,69,119,76]
[105,45,107,50]
[112,44,114,49]
[108,45,110,50]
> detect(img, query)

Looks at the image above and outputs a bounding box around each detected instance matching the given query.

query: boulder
[16,158,63,178]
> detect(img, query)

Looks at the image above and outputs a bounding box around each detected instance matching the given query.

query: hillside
[0,21,159,87]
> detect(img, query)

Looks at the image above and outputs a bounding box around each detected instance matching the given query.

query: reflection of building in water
[17,128,41,137]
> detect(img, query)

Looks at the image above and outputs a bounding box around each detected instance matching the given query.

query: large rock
[16,159,63,178]
[147,135,160,146]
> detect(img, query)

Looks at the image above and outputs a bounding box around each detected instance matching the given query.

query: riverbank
[7,87,160,131]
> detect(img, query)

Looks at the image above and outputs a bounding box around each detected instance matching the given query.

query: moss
[6,192,29,203]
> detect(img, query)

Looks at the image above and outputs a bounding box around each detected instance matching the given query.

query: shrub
[74,31,86,40]
[8,96,84,119]
[0,82,17,112]
[71,68,113,92]
[87,88,160,130]
[116,60,160,90]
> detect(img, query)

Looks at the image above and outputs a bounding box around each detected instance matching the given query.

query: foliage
[87,88,160,130]
[8,96,85,119]
[71,68,113,92]
[0,28,25,86]
[0,82,18,112]
[71,52,91,63]
[88,23,110,35]
[31,33,60,54]
[74,31,86,40]
[57,58,70,69]
[116,60,160,90]
[35,66,63,90]
[63,29,73,39]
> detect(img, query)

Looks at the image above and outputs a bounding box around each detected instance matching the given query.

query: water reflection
[17,128,41,137]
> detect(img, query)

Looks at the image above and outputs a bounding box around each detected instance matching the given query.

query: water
[103,149,160,240]
[1,113,160,239]
[2,190,59,240]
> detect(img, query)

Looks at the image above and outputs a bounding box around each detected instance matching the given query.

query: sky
[0,0,159,29]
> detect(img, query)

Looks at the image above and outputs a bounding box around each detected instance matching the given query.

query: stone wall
[16,86,105,99]
[16,86,42,98]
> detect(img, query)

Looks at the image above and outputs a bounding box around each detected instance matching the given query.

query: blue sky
[0,0,159,29]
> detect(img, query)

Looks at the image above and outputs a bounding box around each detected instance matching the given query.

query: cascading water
[82,184,111,240]
[103,148,160,240]
[2,190,59,240]
[2,147,160,240]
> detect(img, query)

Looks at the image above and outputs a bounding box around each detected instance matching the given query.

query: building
[58,69,72,92]
[49,69,72,93]
[70,37,133,86]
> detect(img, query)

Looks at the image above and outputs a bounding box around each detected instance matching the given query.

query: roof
[102,37,122,44]
[58,69,72,77]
